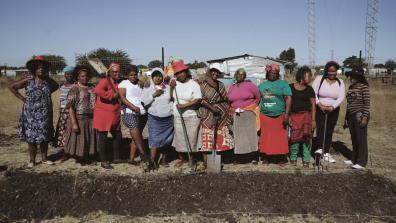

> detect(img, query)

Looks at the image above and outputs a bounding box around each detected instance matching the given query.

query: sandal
[290,160,297,166]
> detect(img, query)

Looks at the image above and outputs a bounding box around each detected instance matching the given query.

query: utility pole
[365,0,380,74]
[308,0,316,69]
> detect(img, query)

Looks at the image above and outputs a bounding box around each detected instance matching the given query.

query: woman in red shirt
[93,63,122,169]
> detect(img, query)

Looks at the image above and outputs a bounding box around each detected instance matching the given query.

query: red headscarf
[265,63,280,73]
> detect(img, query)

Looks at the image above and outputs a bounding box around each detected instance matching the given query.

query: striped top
[59,84,73,109]
[346,83,370,118]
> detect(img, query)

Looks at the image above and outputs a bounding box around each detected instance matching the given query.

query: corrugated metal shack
[207,54,290,80]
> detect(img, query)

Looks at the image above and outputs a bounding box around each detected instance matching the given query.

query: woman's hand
[170,79,176,89]
[327,106,335,112]
[131,106,140,113]
[318,103,327,112]
[176,103,185,111]
[282,115,290,129]
[153,89,163,98]
[312,120,316,131]
[113,92,120,100]
[343,119,349,129]
[360,117,368,128]
[72,123,80,133]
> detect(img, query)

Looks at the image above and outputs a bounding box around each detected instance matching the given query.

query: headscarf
[233,68,247,83]
[108,62,121,72]
[265,63,280,73]
[62,66,74,74]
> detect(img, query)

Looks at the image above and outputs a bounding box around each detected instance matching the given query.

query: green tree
[342,55,365,67]
[374,63,385,68]
[148,60,162,68]
[187,60,207,69]
[41,55,67,75]
[384,59,396,74]
[278,47,297,71]
[137,64,148,69]
[75,48,132,76]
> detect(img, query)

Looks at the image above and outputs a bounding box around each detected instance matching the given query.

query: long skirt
[148,114,174,148]
[53,108,69,148]
[233,111,258,154]
[172,115,201,153]
[290,111,312,143]
[64,115,96,157]
[199,124,233,152]
[259,114,289,155]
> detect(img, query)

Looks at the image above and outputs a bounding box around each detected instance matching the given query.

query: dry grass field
[0,75,395,222]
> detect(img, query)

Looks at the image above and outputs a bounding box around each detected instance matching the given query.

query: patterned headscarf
[108,62,121,72]
[265,63,280,73]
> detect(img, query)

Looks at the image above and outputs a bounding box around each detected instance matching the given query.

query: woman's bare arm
[8,77,28,103]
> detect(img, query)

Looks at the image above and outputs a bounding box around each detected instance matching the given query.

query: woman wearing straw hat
[63,65,96,164]
[199,65,233,166]
[93,62,123,169]
[53,66,74,161]
[343,66,370,170]
[170,60,202,167]
[9,56,59,167]
[258,63,292,166]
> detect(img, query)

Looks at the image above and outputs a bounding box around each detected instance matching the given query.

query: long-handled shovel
[207,115,221,173]
[174,85,197,172]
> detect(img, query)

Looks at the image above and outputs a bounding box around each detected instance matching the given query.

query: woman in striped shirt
[54,66,74,161]
[343,66,370,169]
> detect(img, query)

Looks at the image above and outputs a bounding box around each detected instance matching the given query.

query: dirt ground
[0,79,395,222]
[0,121,396,222]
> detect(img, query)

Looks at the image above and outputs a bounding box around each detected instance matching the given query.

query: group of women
[9,56,370,171]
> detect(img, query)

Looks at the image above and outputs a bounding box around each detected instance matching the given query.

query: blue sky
[1,0,395,67]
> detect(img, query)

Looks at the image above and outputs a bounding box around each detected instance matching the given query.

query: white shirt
[141,83,173,117]
[118,80,146,114]
[172,79,202,117]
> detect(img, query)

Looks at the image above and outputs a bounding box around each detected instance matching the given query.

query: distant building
[206,54,291,80]
[0,69,29,76]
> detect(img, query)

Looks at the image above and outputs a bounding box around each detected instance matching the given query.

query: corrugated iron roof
[206,53,290,64]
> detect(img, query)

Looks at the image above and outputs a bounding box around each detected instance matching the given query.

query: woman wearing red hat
[170,60,202,167]
[312,61,345,164]
[8,56,59,167]
[93,62,122,169]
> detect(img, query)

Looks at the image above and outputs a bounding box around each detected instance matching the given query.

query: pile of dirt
[0,171,395,222]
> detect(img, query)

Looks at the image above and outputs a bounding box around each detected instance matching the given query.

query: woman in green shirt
[258,64,292,165]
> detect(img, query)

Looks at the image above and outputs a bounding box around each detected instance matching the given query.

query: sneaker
[290,160,297,166]
[303,162,310,168]
[352,164,365,169]
[324,153,336,163]
[344,160,353,165]
[42,160,54,165]
[27,162,35,168]
[315,149,323,155]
